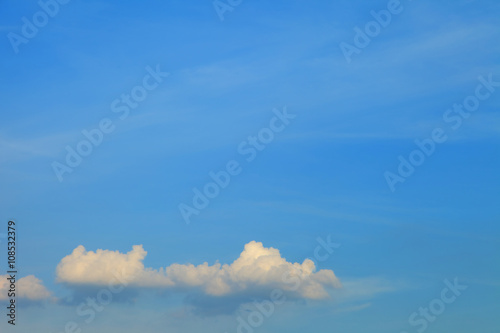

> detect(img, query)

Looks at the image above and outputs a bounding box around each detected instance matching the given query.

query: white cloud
[0,275,52,301]
[56,241,340,299]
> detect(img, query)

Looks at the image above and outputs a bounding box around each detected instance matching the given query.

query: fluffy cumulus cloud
[0,275,52,301]
[56,241,340,300]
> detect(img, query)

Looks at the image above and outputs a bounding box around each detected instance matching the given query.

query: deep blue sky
[0,0,499,332]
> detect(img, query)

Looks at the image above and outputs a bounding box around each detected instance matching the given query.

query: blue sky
[0,0,499,332]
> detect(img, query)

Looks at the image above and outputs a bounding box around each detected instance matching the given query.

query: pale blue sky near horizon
[0,0,499,332]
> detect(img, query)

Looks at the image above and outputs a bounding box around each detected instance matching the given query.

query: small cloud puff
[0,275,52,301]
[56,241,340,300]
